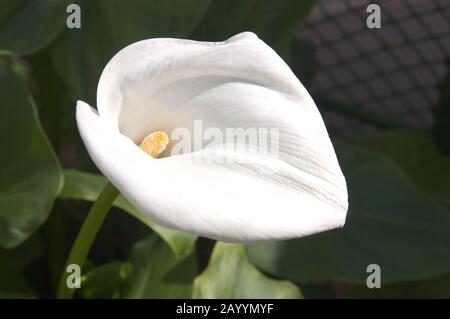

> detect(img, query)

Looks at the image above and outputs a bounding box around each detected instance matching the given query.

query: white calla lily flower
[76,32,348,242]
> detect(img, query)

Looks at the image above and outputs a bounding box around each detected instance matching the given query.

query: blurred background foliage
[0,0,449,299]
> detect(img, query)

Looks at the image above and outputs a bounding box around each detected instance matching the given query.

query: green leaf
[80,261,132,299]
[52,0,211,104]
[191,0,316,59]
[246,144,450,284]
[60,169,197,258]
[290,38,317,88]
[0,232,44,271]
[0,64,63,248]
[121,234,199,298]
[352,131,450,210]
[28,48,76,150]
[193,242,302,299]
[0,252,35,298]
[0,0,69,54]
[346,274,450,299]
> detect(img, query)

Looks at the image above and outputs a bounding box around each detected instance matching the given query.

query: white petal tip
[226,32,258,43]
[76,100,89,110]
[76,100,98,116]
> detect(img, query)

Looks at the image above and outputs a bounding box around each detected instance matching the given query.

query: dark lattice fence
[296,0,450,137]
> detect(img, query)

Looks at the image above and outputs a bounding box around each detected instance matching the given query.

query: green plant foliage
[0,253,35,298]
[0,64,63,248]
[191,0,316,59]
[0,233,44,271]
[52,0,211,104]
[121,234,198,298]
[60,169,197,258]
[80,261,132,299]
[345,274,450,299]
[28,48,76,149]
[246,144,450,284]
[2,0,449,300]
[352,131,450,210]
[432,59,450,154]
[193,242,302,298]
[0,0,70,54]
[290,37,317,88]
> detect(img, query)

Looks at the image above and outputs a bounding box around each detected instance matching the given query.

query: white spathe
[76,32,348,242]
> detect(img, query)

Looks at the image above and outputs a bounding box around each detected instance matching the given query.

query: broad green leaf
[0,232,44,271]
[299,283,335,299]
[193,242,302,299]
[353,131,450,210]
[346,274,450,299]
[0,253,35,298]
[0,0,69,54]
[80,261,132,299]
[121,234,198,298]
[29,46,99,172]
[60,169,197,258]
[290,38,317,88]
[28,48,76,149]
[246,145,450,284]
[52,0,211,104]
[191,0,316,59]
[0,64,63,248]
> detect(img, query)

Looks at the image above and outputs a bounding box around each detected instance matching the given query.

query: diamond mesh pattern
[296,0,450,136]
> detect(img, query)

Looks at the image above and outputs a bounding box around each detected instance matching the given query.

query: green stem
[57,182,119,299]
